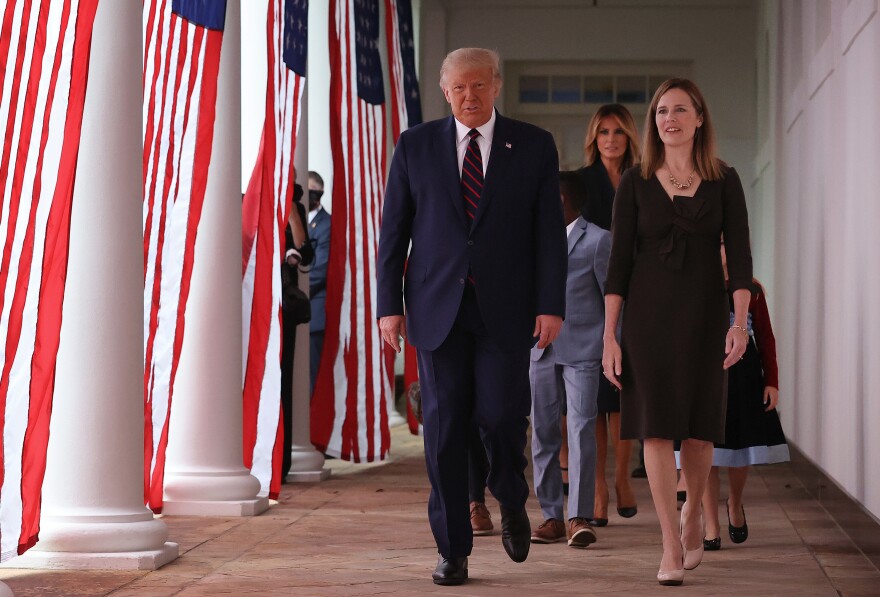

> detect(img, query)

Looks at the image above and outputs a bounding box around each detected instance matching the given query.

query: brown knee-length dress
[605,166,753,443]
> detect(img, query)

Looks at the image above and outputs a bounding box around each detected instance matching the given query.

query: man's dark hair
[558,171,588,216]
[308,171,324,189]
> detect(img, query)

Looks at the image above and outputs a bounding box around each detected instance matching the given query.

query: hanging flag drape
[311,0,391,461]
[0,0,99,561]
[242,0,307,500]
[383,0,423,436]
[142,0,227,513]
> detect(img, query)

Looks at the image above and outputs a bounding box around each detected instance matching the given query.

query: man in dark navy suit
[306,171,330,395]
[377,48,567,586]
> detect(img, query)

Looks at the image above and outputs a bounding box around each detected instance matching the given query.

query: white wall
[759,0,880,520]
[419,0,758,182]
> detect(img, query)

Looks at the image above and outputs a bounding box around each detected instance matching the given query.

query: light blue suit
[530,217,610,522]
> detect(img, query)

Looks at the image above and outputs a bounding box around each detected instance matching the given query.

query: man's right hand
[379,315,407,353]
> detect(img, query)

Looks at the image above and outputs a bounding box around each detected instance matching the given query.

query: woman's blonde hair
[583,104,640,171]
[640,78,724,181]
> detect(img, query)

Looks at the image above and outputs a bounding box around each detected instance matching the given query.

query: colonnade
[4,0,331,572]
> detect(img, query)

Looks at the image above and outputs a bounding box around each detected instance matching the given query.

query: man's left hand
[533,315,563,349]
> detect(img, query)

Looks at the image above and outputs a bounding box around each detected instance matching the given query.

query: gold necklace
[668,168,695,190]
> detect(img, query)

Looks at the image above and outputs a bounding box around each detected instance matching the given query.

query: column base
[286,468,331,483]
[388,409,408,427]
[162,468,267,516]
[161,496,268,517]
[288,443,330,483]
[2,543,178,571]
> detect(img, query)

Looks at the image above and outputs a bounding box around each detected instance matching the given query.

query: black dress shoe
[728,501,749,544]
[500,507,531,563]
[617,506,638,518]
[587,517,608,527]
[703,536,721,551]
[432,556,468,586]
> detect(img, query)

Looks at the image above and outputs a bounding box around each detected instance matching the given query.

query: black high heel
[617,506,637,518]
[727,500,748,544]
[703,537,721,551]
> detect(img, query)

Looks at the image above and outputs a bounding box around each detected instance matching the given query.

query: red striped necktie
[461,128,483,221]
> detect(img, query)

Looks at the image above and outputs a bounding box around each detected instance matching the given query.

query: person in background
[575,104,641,526]
[307,171,330,395]
[529,171,609,549]
[699,240,789,550]
[603,78,753,586]
[281,180,314,479]
[377,47,566,586]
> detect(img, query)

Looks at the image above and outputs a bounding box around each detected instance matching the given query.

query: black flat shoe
[432,556,468,585]
[617,506,637,518]
[587,517,608,527]
[703,537,721,551]
[500,507,531,563]
[727,501,749,544]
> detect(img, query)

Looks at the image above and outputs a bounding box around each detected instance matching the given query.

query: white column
[0,581,12,596]
[286,65,331,483]
[9,0,177,570]
[161,0,267,517]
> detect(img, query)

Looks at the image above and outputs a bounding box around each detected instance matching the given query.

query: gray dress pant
[530,346,600,521]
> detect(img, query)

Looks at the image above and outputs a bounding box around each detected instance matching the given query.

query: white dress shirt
[566,218,578,238]
[454,109,495,177]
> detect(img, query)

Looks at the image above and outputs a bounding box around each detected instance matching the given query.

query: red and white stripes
[384,0,422,435]
[241,0,304,500]
[142,0,224,513]
[311,0,392,462]
[0,0,98,561]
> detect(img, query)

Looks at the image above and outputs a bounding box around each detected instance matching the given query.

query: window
[510,63,689,113]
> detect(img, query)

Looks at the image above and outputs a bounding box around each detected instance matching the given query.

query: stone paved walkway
[2,424,879,595]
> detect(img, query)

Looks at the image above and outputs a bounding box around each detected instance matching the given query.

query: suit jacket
[377,112,567,352]
[531,218,610,365]
[576,161,615,231]
[308,207,331,333]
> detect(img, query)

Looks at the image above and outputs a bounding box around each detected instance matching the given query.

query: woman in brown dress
[602,79,753,586]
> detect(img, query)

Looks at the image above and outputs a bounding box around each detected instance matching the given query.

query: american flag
[142,0,227,513]
[242,0,307,499]
[383,0,423,436]
[311,0,392,461]
[0,0,99,561]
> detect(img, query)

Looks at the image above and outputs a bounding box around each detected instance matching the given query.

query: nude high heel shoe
[680,501,705,570]
[657,566,685,586]
[657,548,685,586]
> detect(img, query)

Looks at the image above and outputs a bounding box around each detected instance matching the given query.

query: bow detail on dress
[656,194,707,270]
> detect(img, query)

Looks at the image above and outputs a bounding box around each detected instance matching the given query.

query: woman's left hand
[722,327,748,369]
[763,386,779,411]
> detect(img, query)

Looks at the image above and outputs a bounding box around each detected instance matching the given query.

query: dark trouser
[280,312,298,479]
[468,421,490,503]
[309,330,324,397]
[417,286,531,558]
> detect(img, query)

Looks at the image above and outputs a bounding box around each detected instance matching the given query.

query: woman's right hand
[602,336,623,390]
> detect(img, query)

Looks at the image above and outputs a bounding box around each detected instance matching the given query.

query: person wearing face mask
[602,78,753,586]
[281,180,314,479]
[307,171,331,395]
